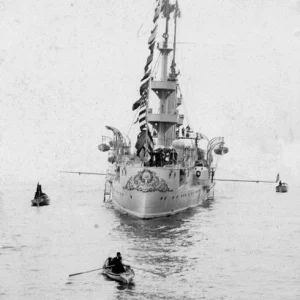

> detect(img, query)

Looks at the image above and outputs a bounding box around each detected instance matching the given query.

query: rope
[127,109,139,137]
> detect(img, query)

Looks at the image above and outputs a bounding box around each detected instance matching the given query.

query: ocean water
[0,178,299,300]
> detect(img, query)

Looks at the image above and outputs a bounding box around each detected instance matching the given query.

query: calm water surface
[1,177,300,300]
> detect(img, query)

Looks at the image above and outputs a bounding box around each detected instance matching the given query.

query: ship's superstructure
[99,0,228,218]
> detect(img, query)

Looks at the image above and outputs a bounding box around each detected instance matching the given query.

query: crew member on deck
[181,127,185,137]
[186,125,190,138]
[211,168,215,183]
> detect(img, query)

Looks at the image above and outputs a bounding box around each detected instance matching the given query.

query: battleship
[98,0,229,219]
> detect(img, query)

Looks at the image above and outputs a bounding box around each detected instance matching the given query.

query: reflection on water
[111,202,216,279]
[116,282,135,291]
[114,199,215,238]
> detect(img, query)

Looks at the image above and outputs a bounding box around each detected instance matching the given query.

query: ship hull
[109,166,214,219]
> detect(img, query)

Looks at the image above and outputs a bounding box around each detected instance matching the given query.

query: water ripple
[0,182,300,299]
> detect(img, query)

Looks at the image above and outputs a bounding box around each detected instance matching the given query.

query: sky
[1,0,300,186]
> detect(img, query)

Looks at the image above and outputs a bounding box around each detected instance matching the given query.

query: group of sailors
[138,147,178,167]
[149,148,178,167]
[154,124,193,139]
[176,125,192,138]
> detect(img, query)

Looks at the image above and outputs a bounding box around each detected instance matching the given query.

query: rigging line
[144,40,161,151]
[177,42,198,45]
[147,52,161,116]
[171,0,178,70]
[128,47,161,141]
[137,0,162,38]
[137,24,144,37]
[145,42,160,150]
[137,1,158,38]
[182,91,194,129]
[127,109,139,137]
[213,156,219,172]
[151,52,162,77]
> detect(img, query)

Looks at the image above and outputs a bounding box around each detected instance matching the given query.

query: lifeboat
[98,143,110,152]
[172,139,195,149]
[214,146,229,155]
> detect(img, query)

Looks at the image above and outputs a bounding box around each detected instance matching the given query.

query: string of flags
[133,0,180,112]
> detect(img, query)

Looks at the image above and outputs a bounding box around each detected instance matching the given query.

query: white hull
[109,165,214,219]
[103,269,134,284]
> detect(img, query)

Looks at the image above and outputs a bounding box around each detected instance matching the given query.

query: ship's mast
[147,0,183,147]
[170,0,178,76]
[162,0,170,81]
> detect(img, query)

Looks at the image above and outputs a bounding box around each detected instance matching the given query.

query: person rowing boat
[108,252,130,274]
[103,252,134,284]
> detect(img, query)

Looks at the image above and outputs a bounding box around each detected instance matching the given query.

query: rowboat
[276,183,288,193]
[31,183,50,206]
[102,258,135,284]
[31,194,50,206]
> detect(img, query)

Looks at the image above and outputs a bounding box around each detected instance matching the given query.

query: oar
[59,171,113,176]
[214,178,275,183]
[69,267,103,277]
[129,266,166,277]
[69,265,116,277]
